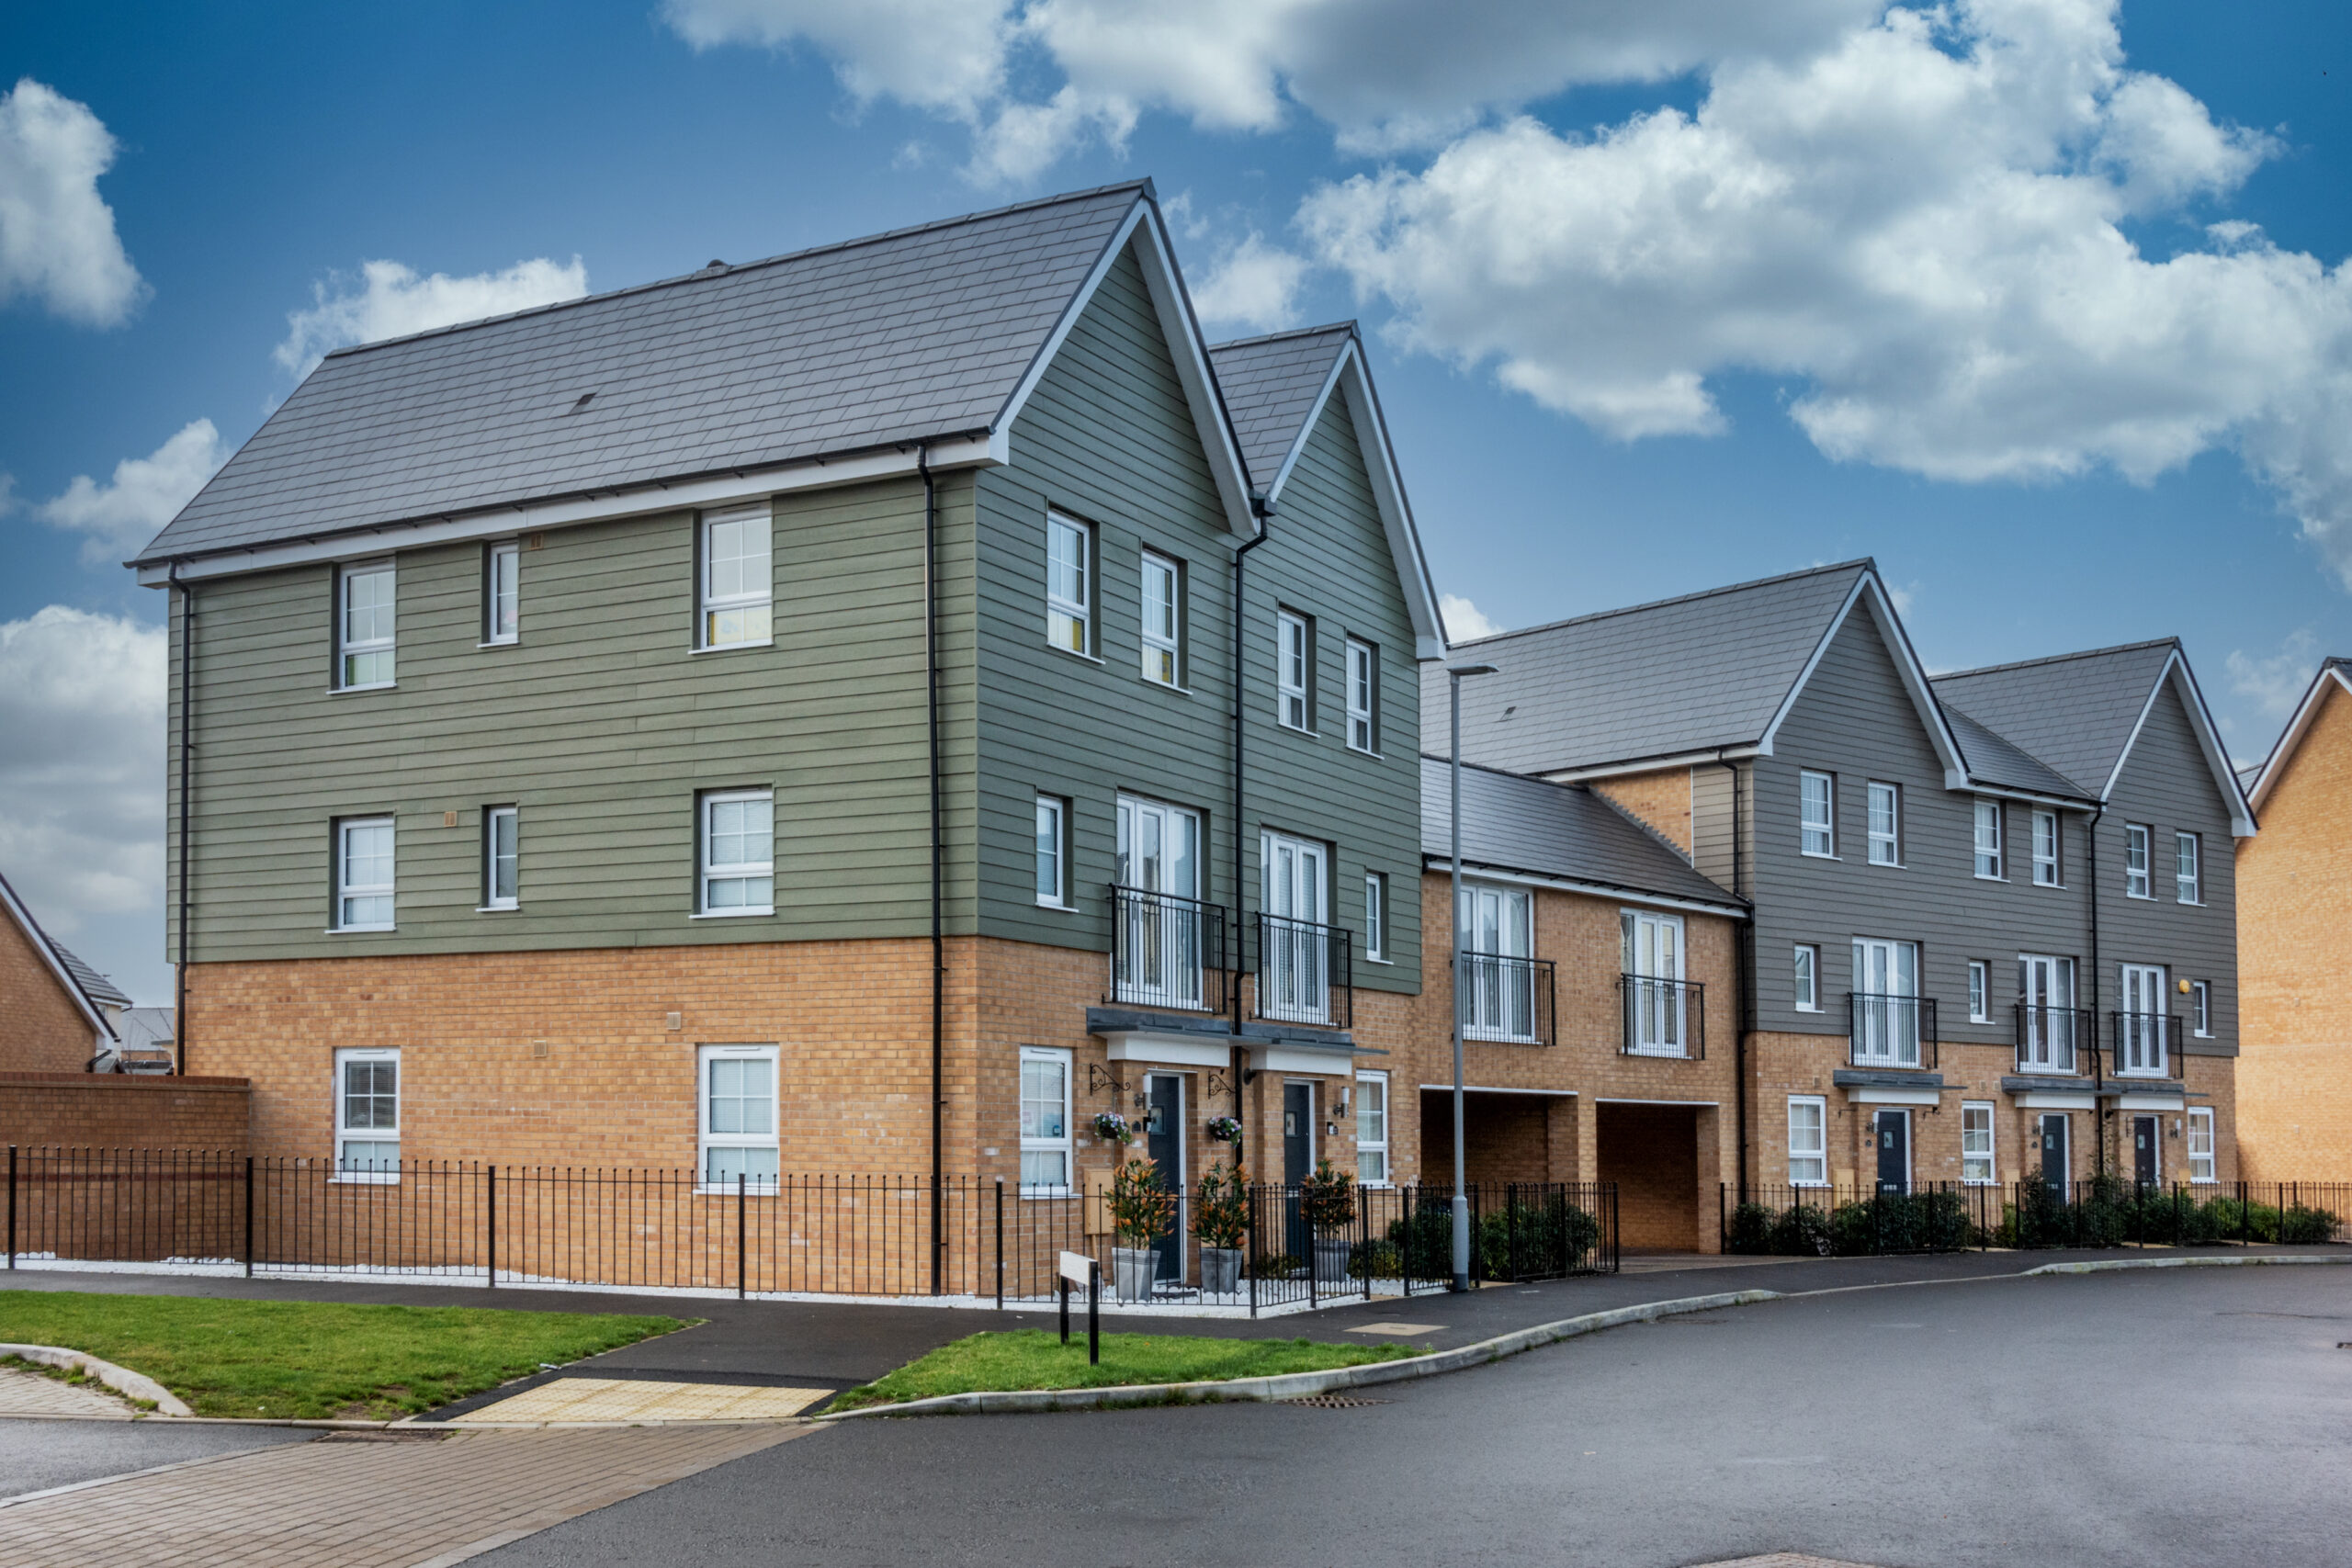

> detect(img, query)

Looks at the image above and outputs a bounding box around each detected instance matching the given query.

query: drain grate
[318,1428,452,1443]
[1283,1393,1388,1409]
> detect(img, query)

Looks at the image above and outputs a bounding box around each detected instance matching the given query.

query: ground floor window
[2188,1108,2216,1184]
[1962,1100,1995,1184]
[1787,1095,1826,1186]
[698,1044,779,1190]
[334,1047,401,1179]
[1020,1046,1072,1195]
[1354,1071,1389,1185]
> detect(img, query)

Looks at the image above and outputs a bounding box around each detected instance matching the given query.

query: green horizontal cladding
[974,243,1422,993]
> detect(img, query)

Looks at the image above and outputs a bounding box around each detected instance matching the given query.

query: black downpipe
[922,451,944,1292]
[1718,755,1749,1201]
[1230,504,1273,1098]
[2086,804,2105,1178]
[172,563,194,1077]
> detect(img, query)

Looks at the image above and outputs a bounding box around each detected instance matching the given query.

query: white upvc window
[2176,831,2201,904]
[337,561,396,689]
[699,505,773,649]
[1788,1096,1827,1187]
[1355,1070,1390,1186]
[1969,961,1990,1023]
[697,1044,779,1190]
[1867,782,1900,866]
[1973,800,2003,879]
[2124,823,2153,898]
[1140,550,1181,685]
[1364,872,1387,963]
[1623,908,1689,1056]
[2192,979,2212,1038]
[1459,882,1536,1043]
[483,806,518,910]
[1962,1101,1996,1185]
[699,789,775,915]
[334,816,395,931]
[484,540,520,645]
[1046,513,1092,656]
[1793,944,1820,1012]
[2032,809,2062,886]
[334,1047,401,1180]
[1800,771,1835,857]
[1276,609,1313,731]
[1851,937,1922,1066]
[1019,1045,1072,1194]
[1035,795,1069,908]
[1345,637,1378,753]
[2187,1108,2216,1183]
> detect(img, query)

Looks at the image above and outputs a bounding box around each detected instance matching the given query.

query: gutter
[921,450,945,1292]
[1229,500,1273,1101]
[1718,752,1750,1201]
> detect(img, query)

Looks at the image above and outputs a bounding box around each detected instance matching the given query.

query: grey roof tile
[50,940,130,1010]
[1421,756,1740,908]
[1931,641,2178,795]
[1207,323,1356,485]
[1938,703,2093,800]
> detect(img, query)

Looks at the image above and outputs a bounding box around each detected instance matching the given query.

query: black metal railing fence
[1619,975,1704,1059]
[1105,885,1228,1015]
[1252,913,1352,1030]
[1457,953,1554,1044]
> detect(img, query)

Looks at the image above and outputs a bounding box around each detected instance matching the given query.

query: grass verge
[0,1291,683,1419]
[832,1329,1419,1411]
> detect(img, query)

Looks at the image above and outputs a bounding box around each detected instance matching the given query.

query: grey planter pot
[1111,1247,1158,1303]
[1313,1236,1352,1284]
[1200,1246,1243,1295]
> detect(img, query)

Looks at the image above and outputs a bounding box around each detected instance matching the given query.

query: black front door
[2041,1114,2070,1199]
[1283,1082,1313,1260]
[1146,1075,1185,1282]
[1874,1110,1909,1195]
[2133,1114,2159,1188]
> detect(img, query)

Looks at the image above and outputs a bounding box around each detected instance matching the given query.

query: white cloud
[37,420,225,563]
[1440,592,1503,642]
[276,256,589,378]
[1300,0,2352,587]
[1191,234,1307,333]
[2225,628,2322,722]
[0,78,144,327]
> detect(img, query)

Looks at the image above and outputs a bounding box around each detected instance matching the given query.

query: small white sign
[1057,1249,1095,1286]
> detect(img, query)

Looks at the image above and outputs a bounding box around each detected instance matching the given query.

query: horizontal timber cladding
[165,473,982,963]
[1753,609,2099,1047]
[976,240,1422,992]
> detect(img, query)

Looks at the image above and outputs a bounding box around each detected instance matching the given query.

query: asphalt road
[476,1264,2352,1568]
[0,1418,312,1504]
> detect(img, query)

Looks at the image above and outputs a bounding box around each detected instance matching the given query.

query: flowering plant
[1091,1110,1134,1145]
[1108,1156,1176,1246]
[1196,1162,1250,1249]
[1205,1115,1241,1145]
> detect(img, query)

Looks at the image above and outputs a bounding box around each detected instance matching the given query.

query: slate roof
[51,942,131,1010]
[135,182,1156,564]
[1938,704,2094,801]
[1931,640,2178,796]
[1420,756,1741,909]
[1206,323,1355,487]
[1421,561,1872,775]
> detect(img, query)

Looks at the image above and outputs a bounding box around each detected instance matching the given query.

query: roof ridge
[1447,558,1875,648]
[1933,637,2179,682]
[319,180,1156,363]
[1207,321,1357,353]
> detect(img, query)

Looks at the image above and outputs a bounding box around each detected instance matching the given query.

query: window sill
[1347,744,1382,760]
[1363,955,1393,966]
[1018,1186,1073,1201]
[329,682,396,694]
[1973,873,2007,883]
[1035,898,1077,913]
[1276,721,1319,738]
[690,909,775,919]
[1047,645,1105,666]
[693,639,774,656]
[1868,857,1903,869]
[1789,1179,1830,1190]
[1793,1006,1823,1016]
[327,925,395,935]
[477,904,519,914]
[1801,850,1838,861]
[329,1172,401,1186]
[2176,899,2204,908]
[1141,677,1193,695]
[476,639,518,650]
[2189,1176,2221,1186]
[2125,891,2154,901]
[694,1181,781,1197]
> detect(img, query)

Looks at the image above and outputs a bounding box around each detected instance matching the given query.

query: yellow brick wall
[1589,769,1695,856]
[0,908,99,1075]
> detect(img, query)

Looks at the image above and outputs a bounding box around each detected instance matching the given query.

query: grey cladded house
[1430,560,2253,1202]
[132,183,1456,1260]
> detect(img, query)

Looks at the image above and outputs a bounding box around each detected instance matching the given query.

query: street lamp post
[1447,662,1497,1292]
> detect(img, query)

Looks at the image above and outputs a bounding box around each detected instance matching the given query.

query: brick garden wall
[0,1072,251,1150]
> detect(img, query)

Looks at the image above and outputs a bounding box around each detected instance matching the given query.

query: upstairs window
[1345,638,1379,753]
[484,540,519,645]
[1277,610,1313,731]
[337,561,396,689]
[1364,872,1387,962]
[1973,800,2003,879]
[700,506,773,649]
[1140,550,1181,685]
[1792,945,1820,1012]
[334,816,395,931]
[2176,832,2201,904]
[1969,961,1990,1023]
[700,789,775,915]
[1867,782,1900,865]
[483,806,518,910]
[1035,795,1069,909]
[1800,771,1834,857]
[1046,513,1092,656]
[2124,823,2153,898]
[2192,979,2213,1037]
[2032,810,2062,886]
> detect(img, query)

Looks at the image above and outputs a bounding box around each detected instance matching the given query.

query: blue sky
[1,0,2346,1002]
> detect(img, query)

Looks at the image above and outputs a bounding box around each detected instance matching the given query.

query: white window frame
[1850,937,1922,1067]
[1961,1100,1996,1186]
[1363,872,1387,964]
[1140,549,1181,686]
[482,806,518,911]
[1459,882,1537,1043]
[698,788,775,916]
[1261,829,1332,1024]
[1345,637,1378,754]
[1035,795,1069,909]
[1973,799,2003,880]
[1787,1095,1827,1187]
[336,560,396,690]
[333,816,396,932]
[2187,1108,2217,1184]
[2032,809,2062,886]
[1792,944,1820,1013]
[1019,1045,1073,1196]
[1800,771,1835,858]
[1354,1069,1390,1186]
[2124,823,2153,898]
[2175,831,2201,904]
[1046,513,1093,658]
[2192,979,2212,1038]
[2116,962,2170,1077]
[696,1043,780,1193]
[1623,908,1689,1056]
[1969,960,1990,1024]
[1276,609,1313,732]
[483,540,520,646]
[1866,781,1901,866]
[698,505,773,650]
[333,1046,401,1182]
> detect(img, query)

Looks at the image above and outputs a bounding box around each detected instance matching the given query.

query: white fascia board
[2247,664,2351,814]
[1756,570,1967,786]
[1538,749,1760,784]
[1593,1096,1722,1107]
[1963,782,2099,812]
[1844,1087,1941,1107]
[1422,858,1745,919]
[1103,1032,1232,1069]
[2115,1092,2186,1111]
[1326,344,1448,661]
[2014,1090,2097,1110]
[0,877,114,1042]
[136,434,1001,587]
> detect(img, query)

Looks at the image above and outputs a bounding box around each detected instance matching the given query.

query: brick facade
[1590,770,1695,855]
[0,1072,251,1150]
[0,904,101,1075]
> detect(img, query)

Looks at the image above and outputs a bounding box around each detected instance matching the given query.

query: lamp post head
[1449,663,1498,681]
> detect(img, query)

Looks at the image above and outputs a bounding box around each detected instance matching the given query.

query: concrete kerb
[2023,1253,2352,1276]
[0,1343,193,1416]
[819,1288,1782,1419]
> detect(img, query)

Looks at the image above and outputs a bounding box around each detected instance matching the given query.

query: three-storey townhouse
[130,183,1446,1289]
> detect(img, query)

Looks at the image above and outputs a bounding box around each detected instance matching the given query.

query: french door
[1625,911,1687,1055]
[1261,831,1329,1021]
[1851,938,1921,1066]
[1116,796,1204,1008]
[1460,884,1535,1041]
[2018,954,2078,1070]
[2118,964,2169,1076]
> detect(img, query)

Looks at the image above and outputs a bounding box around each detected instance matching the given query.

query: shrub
[1107,1156,1175,1247]
[1724,1202,1776,1255]
[1300,1159,1357,1232]
[1195,1162,1250,1251]
[1768,1202,1832,1256]
[1478,1198,1600,1278]
[2280,1203,2339,1245]
[1349,1239,1403,1279]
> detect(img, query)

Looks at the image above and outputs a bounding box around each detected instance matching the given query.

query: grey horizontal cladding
[1426,560,1868,776]
[1419,755,1738,908]
[1931,641,2177,797]
[1940,704,2092,800]
[1085,1007,1359,1053]
[1831,1069,1947,1089]
[1205,323,1354,485]
[138,184,1148,563]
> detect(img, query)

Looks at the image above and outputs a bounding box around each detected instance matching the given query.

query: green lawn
[833,1329,1420,1411]
[0,1291,683,1419]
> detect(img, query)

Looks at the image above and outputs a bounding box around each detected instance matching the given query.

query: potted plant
[1092,1110,1135,1148]
[1300,1158,1357,1284]
[1106,1156,1175,1302]
[1204,1114,1241,1146]
[1195,1162,1250,1295]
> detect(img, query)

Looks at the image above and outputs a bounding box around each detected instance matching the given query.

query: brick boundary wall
[0,1073,252,1152]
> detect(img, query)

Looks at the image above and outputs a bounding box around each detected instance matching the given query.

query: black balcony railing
[1456,953,1554,1044]
[2109,1011,2178,1077]
[1847,992,1937,1070]
[1618,975,1704,1059]
[2013,1004,2098,1074]
[1253,913,1352,1029]
[1105,886,1227,1014]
